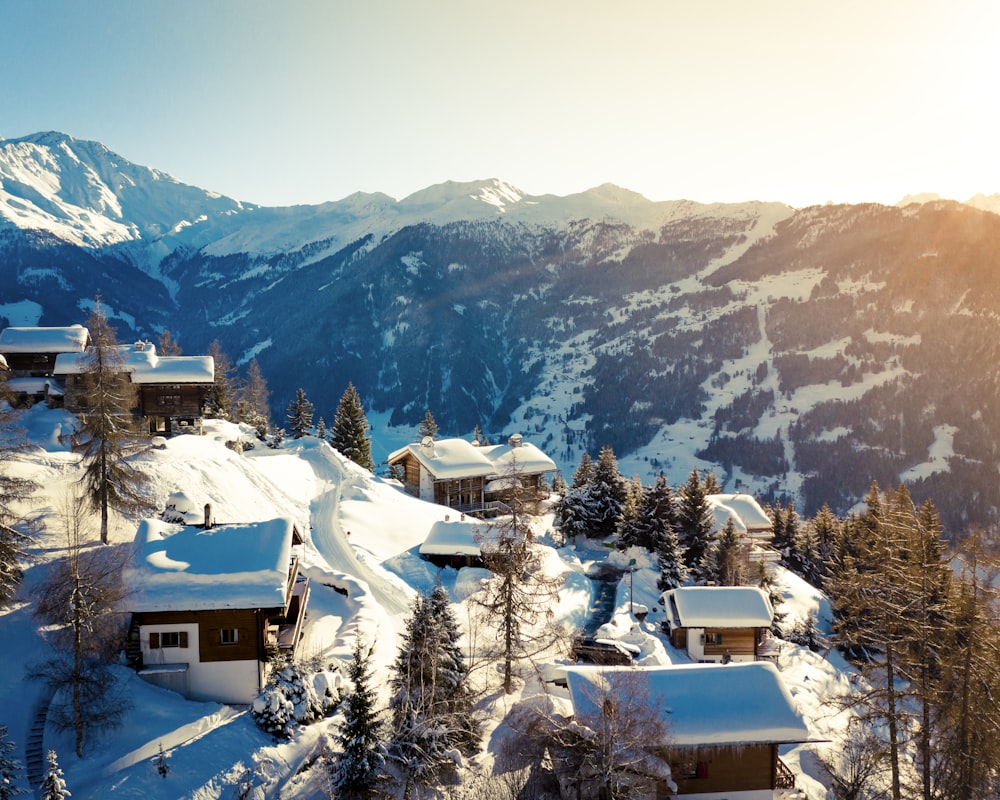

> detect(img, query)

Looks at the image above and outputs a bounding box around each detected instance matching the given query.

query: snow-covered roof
[707,493,773,537]
[418,516,485,556]
[479,440,557,475]
[389,437,497,479]
[126,517,295,612]
[565,662,809,746]
[662,585,774,628]
[0,324,89,353]
[388,435,556,480]
[52,341,214,384]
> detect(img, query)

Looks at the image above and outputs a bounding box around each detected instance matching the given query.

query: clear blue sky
[3,0,998,208]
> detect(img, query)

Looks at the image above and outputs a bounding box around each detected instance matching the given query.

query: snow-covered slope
[0,406,845,799]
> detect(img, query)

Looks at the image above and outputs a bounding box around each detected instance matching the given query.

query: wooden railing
[775,756,796,789]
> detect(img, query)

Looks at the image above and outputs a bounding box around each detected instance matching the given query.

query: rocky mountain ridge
[2,132,998,532]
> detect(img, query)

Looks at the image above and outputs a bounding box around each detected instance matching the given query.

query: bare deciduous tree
[32,491,132,757]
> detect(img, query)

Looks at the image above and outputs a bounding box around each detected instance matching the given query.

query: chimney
[508,433,523,448]
[203,503,214,529]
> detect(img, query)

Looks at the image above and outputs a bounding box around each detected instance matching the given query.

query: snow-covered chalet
[661,585,779,663]
[564,662,811,799]
[387,433,556,516]
[124,507,310,704]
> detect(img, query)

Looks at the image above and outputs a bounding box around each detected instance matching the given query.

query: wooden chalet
[563,662,812,799]
[124,511,309,704]
[661,586,777,663]
[387,434,556,516]
[0,325,90,405]
[54,340,214,434]
[707,493,781,566]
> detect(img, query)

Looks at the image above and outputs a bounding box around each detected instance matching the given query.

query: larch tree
[701,517,747,586]
[935,531,1000,800]
[73,299,153,544]
[330,382,373,470]
[206,339,238,421]
[473,459,562,694]
[236,357,270,439]
[417,409,438,440]
[330,637,385,800]
[527,669,672,800]
[33,490,131,757]
[155,328,182,356]
[285,388,314,439]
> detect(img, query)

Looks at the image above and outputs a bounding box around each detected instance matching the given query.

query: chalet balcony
[774,755,796,789]
[266,574,310,659]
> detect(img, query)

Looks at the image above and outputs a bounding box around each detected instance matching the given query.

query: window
[220,628,239,645]
[703,632,723,646]
[158,394,181,407]
[149,630,188,649]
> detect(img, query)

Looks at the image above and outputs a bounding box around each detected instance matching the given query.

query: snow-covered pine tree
[425,582,480,749]
[40,751,69,800]
[676,469,715,578]
[315,416,327,441]
[586,446,626,539]
[616,475,644,547]
[285,388,314,439]
[0,725,26,799]
[651,478,688,590]
[388,581,481,787]
[329,382,373,470]
[331,638,385,800]
[626,473,674,554]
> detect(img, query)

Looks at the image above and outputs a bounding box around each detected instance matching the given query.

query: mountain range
[2,131,999,532]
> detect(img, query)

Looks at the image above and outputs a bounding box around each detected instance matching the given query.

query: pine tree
[331,639,385,800]
[40,751,69,800]
[0,725,27,799]
[616,475,644,547]
[206,340,238,421]
[389,582,481,788]
[631,473,675,554]
[417,409,438,440]
[315,416,327,441]
[676,469,715,578]
[73,299,153,544]
[330,382,373,470]
[285,388,314,439]
[586,446,626,539]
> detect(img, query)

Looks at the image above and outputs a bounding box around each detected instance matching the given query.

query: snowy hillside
[4,132,1000,532]
[0,406,849,799]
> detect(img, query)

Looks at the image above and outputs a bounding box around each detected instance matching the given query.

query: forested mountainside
[2,133,999,532]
